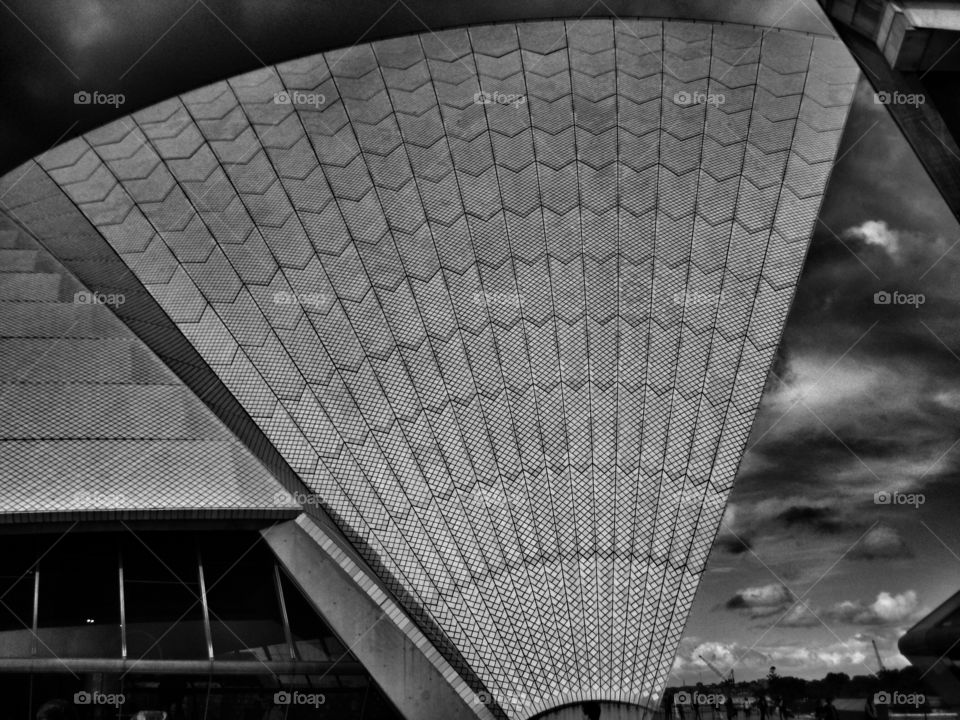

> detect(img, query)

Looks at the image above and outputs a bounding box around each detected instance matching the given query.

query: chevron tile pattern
[0,215,300,521]
[0,19,857,718]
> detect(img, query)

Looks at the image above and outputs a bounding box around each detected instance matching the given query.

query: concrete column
[261,517,492,720]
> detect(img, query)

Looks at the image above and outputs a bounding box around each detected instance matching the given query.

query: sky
[2,0,959,691]
[677,77,960,684]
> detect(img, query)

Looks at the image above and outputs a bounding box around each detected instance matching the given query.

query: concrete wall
[262,518,492,720]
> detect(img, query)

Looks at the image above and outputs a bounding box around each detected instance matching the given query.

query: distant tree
[767,667,781,695]
[778,675,807,704]
[823,672,851,697]
[702,664,931,707]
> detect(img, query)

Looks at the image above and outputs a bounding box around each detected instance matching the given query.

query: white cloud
[691,641,738,670]
[673,630,922,680]
[764,355,894,433]
[844,219,900,257]
[672,637,876,680]
[933,389,960,409]
[820,590,920,626]
[849,525,913,561]
[871,590,919,622]
[780,603,819,628]
[725,583,793,617]
[739,584,792,606]
[777,588,922,628]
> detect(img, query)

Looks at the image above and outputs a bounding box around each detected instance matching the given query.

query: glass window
[0,536,37,657]
[36,533,121,658]
[203,533,287,662]
[279,572,347,662]
[122,532,207,660]
[0,530,405,719]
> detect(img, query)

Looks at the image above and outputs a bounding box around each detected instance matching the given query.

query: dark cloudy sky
[2,0,958,688]
[679,78,960,684]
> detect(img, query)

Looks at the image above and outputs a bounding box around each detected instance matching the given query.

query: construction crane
[872,639,887,674]
[700,655,735,685]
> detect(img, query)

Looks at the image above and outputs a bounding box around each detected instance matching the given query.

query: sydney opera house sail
[0,13,857,720]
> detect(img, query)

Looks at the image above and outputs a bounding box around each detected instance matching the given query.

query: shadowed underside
[0,17,857,719]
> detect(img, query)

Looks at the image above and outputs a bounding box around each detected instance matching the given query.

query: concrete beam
[820,0,960,70]
[834,26,960,227]
[0,658,364,675]
[261,517,493,720]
